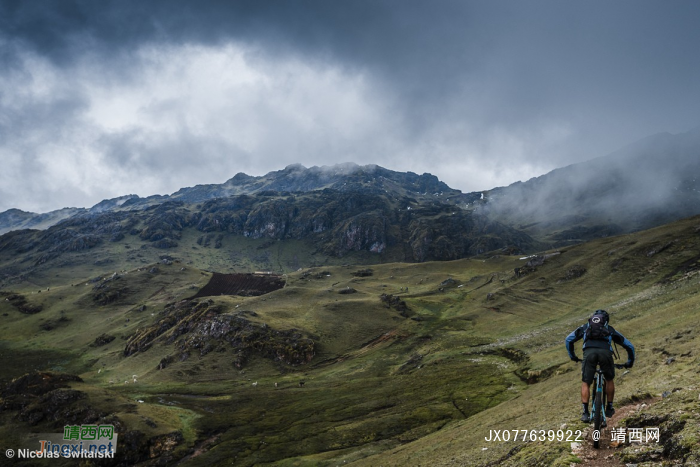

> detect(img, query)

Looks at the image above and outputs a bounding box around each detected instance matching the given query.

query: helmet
[592,309,609,323]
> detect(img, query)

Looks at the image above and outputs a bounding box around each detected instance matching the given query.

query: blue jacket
[565,322,635,365]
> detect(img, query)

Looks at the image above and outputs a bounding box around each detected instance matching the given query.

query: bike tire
[593,390,603,448]
[602,381,608,428]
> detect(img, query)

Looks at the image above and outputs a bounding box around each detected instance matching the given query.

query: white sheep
[252,381,258,387]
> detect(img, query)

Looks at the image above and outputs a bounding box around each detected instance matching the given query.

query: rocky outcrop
[125,300,315,368]
[352,268,374,277]
[330,212,388,256]
[1,372,82,399]
[138,201,194,242]
[380,294,410,316]
[124,300,214,357]
[175,313,315,367]
[559,264,587,282]
[195,196,256,233]
[0,371,185,466]
[92,273,131,305]
[243,197,298,239]
[408,211,538,261]
[0,372,89,426]
[0,292,42,314]
[92,333,116,346]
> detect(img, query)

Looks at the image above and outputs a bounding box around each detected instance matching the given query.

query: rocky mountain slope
[0,166,539,287]
[3,129,700,258]
[0,163,473,235]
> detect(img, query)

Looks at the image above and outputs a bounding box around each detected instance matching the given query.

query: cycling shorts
[582,347,614,384]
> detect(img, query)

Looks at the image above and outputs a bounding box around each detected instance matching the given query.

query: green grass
[2,215,700,465]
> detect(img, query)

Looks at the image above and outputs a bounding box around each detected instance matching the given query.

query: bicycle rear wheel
[593,389,603,448]
[602,380,608,428]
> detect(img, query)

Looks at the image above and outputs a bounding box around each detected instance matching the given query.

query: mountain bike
[590,363,627,448]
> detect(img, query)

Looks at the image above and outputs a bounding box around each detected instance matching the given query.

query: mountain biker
[565,309,635,422]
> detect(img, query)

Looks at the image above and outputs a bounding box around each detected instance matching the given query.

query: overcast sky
[1,0,699,213]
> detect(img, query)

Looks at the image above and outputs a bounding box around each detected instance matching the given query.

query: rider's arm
[565,325,585,361]
[611,328,635,367]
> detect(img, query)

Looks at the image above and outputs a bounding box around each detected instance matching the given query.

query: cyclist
[565,309,635,422]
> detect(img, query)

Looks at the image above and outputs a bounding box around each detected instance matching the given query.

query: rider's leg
[580,381,591,421]
[581,382,590,404]
[606,378,615,404]
[604,378,616,417]
[580,349,593,420]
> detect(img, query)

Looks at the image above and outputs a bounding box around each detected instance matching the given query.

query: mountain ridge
[0,163,468,235]
[0,186,538,288]
[2,128,700,274]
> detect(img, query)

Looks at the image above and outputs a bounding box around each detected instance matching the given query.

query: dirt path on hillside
[571,397,658,466]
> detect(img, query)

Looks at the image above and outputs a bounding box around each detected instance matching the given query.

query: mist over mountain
[480,128,700,243]
[0,207,86,235]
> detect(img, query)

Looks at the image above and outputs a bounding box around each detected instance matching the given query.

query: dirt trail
[571,397,658,466]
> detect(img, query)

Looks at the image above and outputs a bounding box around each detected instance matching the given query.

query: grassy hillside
[2,215,700,466]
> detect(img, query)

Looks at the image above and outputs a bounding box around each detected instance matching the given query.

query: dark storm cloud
[7,1,696,124]
[1,0,699,212]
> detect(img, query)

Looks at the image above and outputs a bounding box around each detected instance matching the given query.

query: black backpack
[585,311,611,341]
